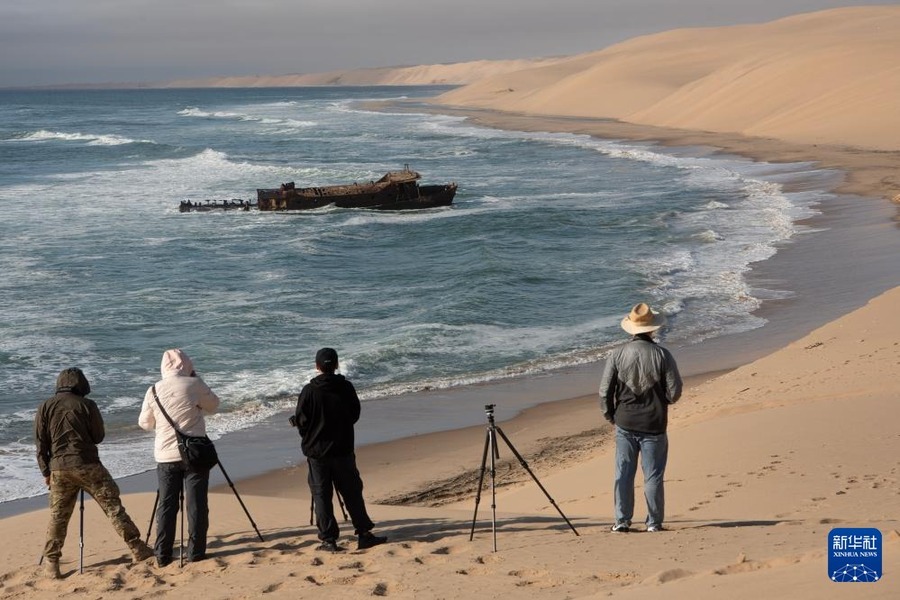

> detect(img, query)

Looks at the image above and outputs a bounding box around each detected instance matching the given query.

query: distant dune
[163,6,900,152]
[160,58,567,88]
[435,6,900,151]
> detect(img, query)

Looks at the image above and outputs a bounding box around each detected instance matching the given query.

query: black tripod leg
[489,429,498,553]
[79,489,85,574]
[468,428,492,541]
[146,489,159,545]
[217,461,264,542]
[335,485,348,521]
[179,487,185,568]
[495,426,579,536]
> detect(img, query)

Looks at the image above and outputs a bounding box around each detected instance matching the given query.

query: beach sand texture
[3,5,900,599]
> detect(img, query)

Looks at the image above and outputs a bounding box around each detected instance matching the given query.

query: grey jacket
[599,335,682,434]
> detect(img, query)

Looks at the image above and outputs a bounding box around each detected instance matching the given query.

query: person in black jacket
[294,348,387,552]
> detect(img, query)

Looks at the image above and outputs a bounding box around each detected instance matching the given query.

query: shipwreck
[179,167,457,213]
[256,167,457,211]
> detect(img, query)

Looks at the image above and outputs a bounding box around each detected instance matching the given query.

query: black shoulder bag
[152,385,219,470]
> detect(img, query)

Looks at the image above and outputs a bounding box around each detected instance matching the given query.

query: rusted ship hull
[178,168,456,213]
[256,169,457,211]
[256,183,457,211]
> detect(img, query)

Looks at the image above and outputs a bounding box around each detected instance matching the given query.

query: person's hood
[55,367,91,396]
[160,348,195,377]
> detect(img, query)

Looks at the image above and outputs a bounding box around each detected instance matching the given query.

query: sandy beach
[3,288,898,598]
[3,5,899,599]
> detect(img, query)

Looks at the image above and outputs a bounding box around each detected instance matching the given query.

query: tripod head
[484,404,496,424]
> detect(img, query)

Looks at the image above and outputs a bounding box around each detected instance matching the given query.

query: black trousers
[307,454,374,542]
[156,461,210,561]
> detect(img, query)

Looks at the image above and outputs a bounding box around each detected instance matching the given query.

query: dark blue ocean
[0,86,834,502]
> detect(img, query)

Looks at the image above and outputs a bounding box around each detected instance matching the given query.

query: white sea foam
[705,200,729,210]
[178,107,243,119]
[337,204,469,228]
[693,229,725,243]
[14,129,149,146]
[178,106,315,129]
[0,408,35,429]
[0,441,49,501]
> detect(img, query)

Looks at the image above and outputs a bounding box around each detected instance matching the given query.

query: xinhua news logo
[828,528,882,583]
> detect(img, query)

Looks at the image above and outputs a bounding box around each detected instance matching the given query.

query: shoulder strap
[151,385,184,435]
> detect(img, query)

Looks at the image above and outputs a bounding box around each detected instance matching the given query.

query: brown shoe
[130,541,154,562]
[43,559,62,579]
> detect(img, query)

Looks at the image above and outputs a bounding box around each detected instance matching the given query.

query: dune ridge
[436,6,900,152]
[159,58,568,88]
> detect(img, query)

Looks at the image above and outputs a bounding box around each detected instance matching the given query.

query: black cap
[315,347,338,368]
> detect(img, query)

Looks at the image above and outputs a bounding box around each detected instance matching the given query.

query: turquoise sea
[0,86,873,503]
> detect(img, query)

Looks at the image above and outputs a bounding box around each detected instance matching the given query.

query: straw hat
[620,303,667,335]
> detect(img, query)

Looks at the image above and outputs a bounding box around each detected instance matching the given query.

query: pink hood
[160,348,194,378]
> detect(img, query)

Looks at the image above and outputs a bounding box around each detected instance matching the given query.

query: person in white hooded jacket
[139,348,220,566]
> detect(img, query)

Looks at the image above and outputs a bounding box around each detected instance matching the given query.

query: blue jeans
[614,426,668,527]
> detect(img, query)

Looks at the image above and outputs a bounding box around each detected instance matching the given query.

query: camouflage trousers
[44,463,143,561]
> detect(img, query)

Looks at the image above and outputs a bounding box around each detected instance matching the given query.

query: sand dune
[437,6,900,151]
[160,58,567,88]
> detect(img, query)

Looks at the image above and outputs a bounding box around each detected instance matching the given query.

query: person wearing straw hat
[599,303,682,533]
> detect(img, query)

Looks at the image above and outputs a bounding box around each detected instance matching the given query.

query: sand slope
[437,6,900,151]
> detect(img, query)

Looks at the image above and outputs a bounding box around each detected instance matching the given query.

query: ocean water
[0,86,833,502]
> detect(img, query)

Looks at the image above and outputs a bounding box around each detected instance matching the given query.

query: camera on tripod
[484,404,495,415]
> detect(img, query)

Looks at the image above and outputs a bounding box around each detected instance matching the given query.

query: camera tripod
[145,459,263,566]
[469,404,578,551]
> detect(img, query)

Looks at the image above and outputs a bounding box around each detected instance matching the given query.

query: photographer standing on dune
[139,348,220,566]
[293,348,387,552]
[600,303,682,533]
[35,368,153,578]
